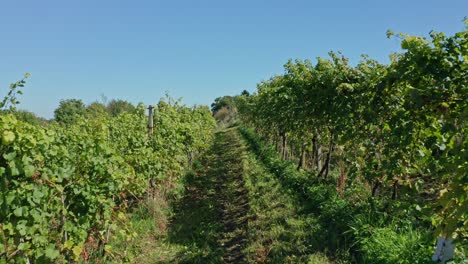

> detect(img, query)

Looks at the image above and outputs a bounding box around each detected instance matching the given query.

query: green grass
[105,195,185,263]
[166,129,250,263]
[241,132,332,263]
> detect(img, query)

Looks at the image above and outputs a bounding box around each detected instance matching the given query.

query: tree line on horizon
[4,98,140,126]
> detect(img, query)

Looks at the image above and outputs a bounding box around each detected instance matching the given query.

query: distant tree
[86,101,109,119]
[12,109,49,126]
[107,99,135,117]
[241,90,250,96]
[136,102,147,116]
[210,96,236,114]
[54,99,86,124]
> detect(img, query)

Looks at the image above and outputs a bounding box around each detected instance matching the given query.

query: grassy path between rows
[167,128,250,263]
[164,128,331,263]
[117,128,332,263]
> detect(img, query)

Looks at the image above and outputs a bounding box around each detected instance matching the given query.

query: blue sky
[0,0,466,118]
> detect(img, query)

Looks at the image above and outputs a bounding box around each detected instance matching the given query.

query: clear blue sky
[0,0,466,118]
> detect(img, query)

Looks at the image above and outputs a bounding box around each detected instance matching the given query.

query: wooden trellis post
[147,105,155,204]
[148,105,154,135]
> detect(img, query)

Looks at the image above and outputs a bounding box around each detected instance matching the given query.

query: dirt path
[168,129,250,263]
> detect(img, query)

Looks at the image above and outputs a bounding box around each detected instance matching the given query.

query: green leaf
[63,239,74,250]
[104,244,112,253]
[33,188,44,199]
[45,244,60,259]
[6,193,15,204]
[9,161,19,176]
[16,222,26,236]
[72,244,83,260]
[2,130,15,144]
[24,164,35,177]
[18,242,26,250]
[3,152,17,161]
[13,207,23,217]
